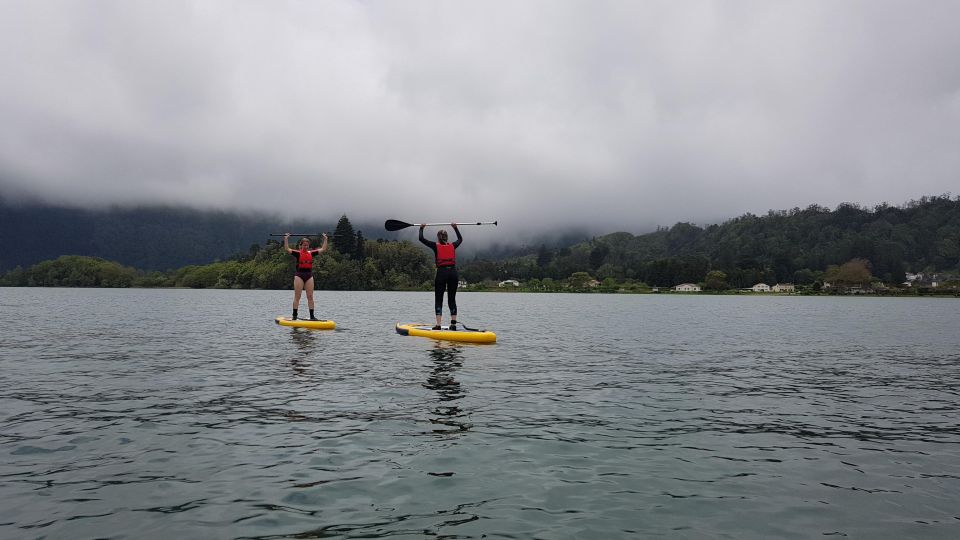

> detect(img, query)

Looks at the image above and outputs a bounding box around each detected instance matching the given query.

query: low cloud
[2,1,958,240]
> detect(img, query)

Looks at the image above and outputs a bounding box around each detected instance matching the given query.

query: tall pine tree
[333,215,357,258]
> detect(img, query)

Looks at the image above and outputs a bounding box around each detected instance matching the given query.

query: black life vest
[436,243,456,267]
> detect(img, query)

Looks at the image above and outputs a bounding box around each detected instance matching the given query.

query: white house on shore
[751,283,771,292]
[498,279,520,288]
[674,283,701,292]
[772,283,795,292]
[904,272,944,288]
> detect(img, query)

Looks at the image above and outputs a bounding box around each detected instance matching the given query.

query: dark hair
[437,229,448,243]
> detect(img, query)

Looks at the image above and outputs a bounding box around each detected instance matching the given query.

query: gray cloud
[2,1,959,242]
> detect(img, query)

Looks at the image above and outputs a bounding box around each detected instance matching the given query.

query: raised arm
[317,233,329,254]
[452,223,463,248]
[418,224,434,248]
[283,233,294,253]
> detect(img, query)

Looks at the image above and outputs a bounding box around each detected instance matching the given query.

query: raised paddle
[268,233,346,237]
[384,219,498,232]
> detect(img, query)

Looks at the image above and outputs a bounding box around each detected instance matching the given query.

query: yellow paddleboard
[275,317,336,330]
[395,323,496,344]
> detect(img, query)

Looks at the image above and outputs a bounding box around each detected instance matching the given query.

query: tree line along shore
[2,236,957,297]
[2,197,959,295]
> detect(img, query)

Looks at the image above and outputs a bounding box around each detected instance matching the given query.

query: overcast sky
[1,1,958,239]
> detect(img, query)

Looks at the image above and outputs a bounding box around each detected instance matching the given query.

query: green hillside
[459,195,960,288]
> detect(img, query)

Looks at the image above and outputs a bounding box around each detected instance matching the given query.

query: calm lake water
[1,288,959,539]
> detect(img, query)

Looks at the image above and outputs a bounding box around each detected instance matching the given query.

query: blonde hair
[299,237,311,246]
[437,230,448,243]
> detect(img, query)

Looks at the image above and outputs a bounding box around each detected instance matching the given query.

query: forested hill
[2,195,958,284]
[471,195,960,287]
[0,201,380,272]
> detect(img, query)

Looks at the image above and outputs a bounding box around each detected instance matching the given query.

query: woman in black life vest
[284,233,329,320]
[420,223,462,330]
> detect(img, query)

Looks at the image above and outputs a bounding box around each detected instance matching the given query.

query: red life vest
[436,243,456,267]
[297,249,314,270]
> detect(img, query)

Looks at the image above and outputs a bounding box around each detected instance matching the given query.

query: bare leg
[305,277,315,310]
[293,276,304,311]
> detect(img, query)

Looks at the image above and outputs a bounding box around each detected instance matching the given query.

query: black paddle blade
[384,219,412,231]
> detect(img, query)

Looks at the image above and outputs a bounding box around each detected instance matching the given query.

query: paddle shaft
[418,222,496,227]
[269,233,345,237]
[384,219,498,231]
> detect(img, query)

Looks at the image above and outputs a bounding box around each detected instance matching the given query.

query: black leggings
[434,266,458,316]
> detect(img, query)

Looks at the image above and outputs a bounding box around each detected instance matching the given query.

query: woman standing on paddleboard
[284,233,328,320]
[420,223,462,330]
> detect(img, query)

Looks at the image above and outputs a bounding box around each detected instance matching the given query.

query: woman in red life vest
[283,233,328,320]
[419,223,462,330]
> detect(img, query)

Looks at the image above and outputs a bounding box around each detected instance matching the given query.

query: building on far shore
[751,283,771,292]
[904,272,944,288]
[674,283,701,292]
[772,283,795,293]
[498,279,520,288]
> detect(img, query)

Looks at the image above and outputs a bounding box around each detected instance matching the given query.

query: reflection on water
[287,328,317,376]
[423,343,471,435]
[288,327,318,351]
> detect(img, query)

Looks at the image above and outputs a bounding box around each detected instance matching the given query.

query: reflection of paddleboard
[395,323,496,344]
[275,317,336,330]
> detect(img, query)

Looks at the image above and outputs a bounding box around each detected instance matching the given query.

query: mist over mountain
[0,199,590,272]
[0,201,353,272]
[3,3,960,240]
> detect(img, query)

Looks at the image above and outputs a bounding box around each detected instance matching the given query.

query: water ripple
[2,290,959,538]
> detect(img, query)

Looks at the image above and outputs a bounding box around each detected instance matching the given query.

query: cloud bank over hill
[2,1,959,239]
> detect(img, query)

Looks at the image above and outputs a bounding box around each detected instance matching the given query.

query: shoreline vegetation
[2,197,959,297]
[1,253,957,297]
